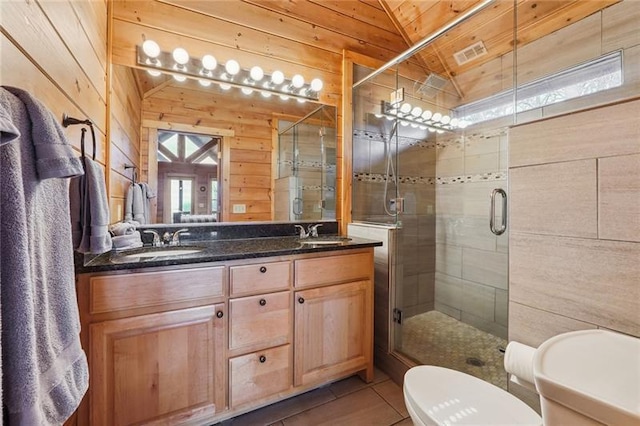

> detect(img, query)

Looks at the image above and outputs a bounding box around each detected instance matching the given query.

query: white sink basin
[299,237,352,245]
[118,247,204,261]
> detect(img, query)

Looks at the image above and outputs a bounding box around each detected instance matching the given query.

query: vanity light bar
[376,101,469,133]
[136,41,323,102]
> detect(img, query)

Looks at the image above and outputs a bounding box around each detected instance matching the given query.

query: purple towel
[0,87,88,425]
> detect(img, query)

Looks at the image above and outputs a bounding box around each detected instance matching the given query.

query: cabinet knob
[216,311,224,318]
[259,355,266,363]
[298,297,305,304]
[259,298,267,306]
[259,266,267,273]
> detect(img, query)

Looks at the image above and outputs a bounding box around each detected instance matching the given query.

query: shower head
[416,73,449,98]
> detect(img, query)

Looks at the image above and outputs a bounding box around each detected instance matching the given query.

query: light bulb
[410,123,418,128]
[437,130,444,134]
[428,127,436,133]
[241,87,253,95]
[419,125,427,130]
[400,121,409,127]
[202,54,217,71]
[441,115,451,124]
[411,106,423,117]
[389,108,398,115]
[385,116,394,121]
[219,82,231,90]
[142,40,160,58]
[432,112,442,122]
[250,66,264,81]
[271,70,285,85]
[146,69,162,77]
[422,110,432,120]
[172,47,189,65]
[173,74,187,82]
[297,98,306,104]
[292,74,304,88]
[279,94,290,101]
[199,79,212,87]
[450,118,459,127]
[261,90,272,98]
[400,103,412,114]
[225,59,240,75]
[374,113,383,118]
[310,78,323,92]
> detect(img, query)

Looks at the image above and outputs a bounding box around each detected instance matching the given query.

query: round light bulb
[261,91,272,98]
[437,130,444,134]
[432,112,442,122]
[450,118,460,127]
[400,121,409,127]
[241,87,253,95]
[297,98,306,104]
[410,123,418,128]
[202,54,217,71]
[271,70,285,85]
[411,106,423,117]
[250,66,264,81]
[374,113,383,119]
[441,115,451,124]
[219,82,231,90]
[400,103,412,114]
[419,125,427,130]
[310,78,323,92]
[225,59,240,75]
[279,94,290,101]
[146,69,162,77]
[173,74,187,82]
[292,74,305,88]
[142,40,160,58]
[422,110,432,120]
[389,108,398,115]
[199,79,212,87]
[428,127,436,133]
[385,116,394,121]
[172,47,189,65]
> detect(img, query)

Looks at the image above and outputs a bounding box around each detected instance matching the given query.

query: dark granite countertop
[77,235,382,273]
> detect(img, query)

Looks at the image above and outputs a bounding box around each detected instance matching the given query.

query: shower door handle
[490,188,507,235]
[293,197,303,216]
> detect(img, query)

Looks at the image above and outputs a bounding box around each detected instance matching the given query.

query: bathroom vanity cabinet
[75,247,374,426]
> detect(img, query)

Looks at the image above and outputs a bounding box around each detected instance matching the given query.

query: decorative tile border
[280,159,336,171]
[300,185,335,192]
[354,171,507,185]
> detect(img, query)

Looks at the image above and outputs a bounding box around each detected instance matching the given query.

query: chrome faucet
[294,224,308,239]
[308,223,323,237]
[143,230,163,247]
[170,228,189,246]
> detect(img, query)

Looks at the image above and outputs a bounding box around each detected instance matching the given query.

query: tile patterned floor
[216,368,411,426]
[401,310,508,390]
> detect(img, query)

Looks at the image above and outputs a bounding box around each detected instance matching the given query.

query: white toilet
[403,330,640,426]
[403,366,542,425]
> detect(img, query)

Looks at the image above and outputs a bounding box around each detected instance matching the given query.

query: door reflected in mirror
[157,130,221,223]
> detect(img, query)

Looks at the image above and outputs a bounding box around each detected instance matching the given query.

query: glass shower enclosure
[275,105,337,221]
[351,2,513,389]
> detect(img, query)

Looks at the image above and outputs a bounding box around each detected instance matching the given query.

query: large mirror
[112,64,337,225]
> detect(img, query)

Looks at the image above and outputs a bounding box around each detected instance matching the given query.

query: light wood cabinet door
[90,304,226,426]
[294,280,373,387]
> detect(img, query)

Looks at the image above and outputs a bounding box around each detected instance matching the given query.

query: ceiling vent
[453,41,488,66]
[416,73,449,98]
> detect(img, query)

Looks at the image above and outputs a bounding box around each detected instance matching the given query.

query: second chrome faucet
[295,223,323,239]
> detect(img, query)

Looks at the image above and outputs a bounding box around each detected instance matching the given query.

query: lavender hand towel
[72,156,112,254]
[0,87,89,425]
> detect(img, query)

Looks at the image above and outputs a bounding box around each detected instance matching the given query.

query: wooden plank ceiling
[117,0,619,99]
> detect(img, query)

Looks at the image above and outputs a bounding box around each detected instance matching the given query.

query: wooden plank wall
[109,65,142,223]
[0,0,108,172]
[110,0,395,222]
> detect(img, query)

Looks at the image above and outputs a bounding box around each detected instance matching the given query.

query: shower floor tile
[400,310,508,390]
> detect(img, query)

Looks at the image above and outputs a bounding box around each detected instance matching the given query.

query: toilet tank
[533,330,640,425]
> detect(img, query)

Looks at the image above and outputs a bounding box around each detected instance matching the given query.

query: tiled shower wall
[352,122,509,339]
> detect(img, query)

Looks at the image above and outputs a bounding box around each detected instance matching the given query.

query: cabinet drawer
[295,252,372,288]
[229,291,290,351]
[89,267,224,314]
[229,344,292,408]
[230,261,291,296]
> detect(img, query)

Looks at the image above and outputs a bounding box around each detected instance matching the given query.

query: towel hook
[124,164,138,184]
[63,114,96,160]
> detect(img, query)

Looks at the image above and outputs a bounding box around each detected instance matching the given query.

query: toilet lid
[404,366,542,425]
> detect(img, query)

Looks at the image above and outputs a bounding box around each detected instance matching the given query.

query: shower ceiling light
[136,41,323,101]
[379,101,466,133]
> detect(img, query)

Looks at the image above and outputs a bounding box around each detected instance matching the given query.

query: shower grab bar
[490,188,507,236]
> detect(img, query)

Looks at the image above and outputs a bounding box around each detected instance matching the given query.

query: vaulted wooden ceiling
[113,0,620,103]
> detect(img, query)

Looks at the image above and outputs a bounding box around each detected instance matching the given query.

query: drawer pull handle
[259,298,267,306]
[298,297,305,304]
[259,355,266,363]
[216,311,224,318]
[259,266,267,273]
